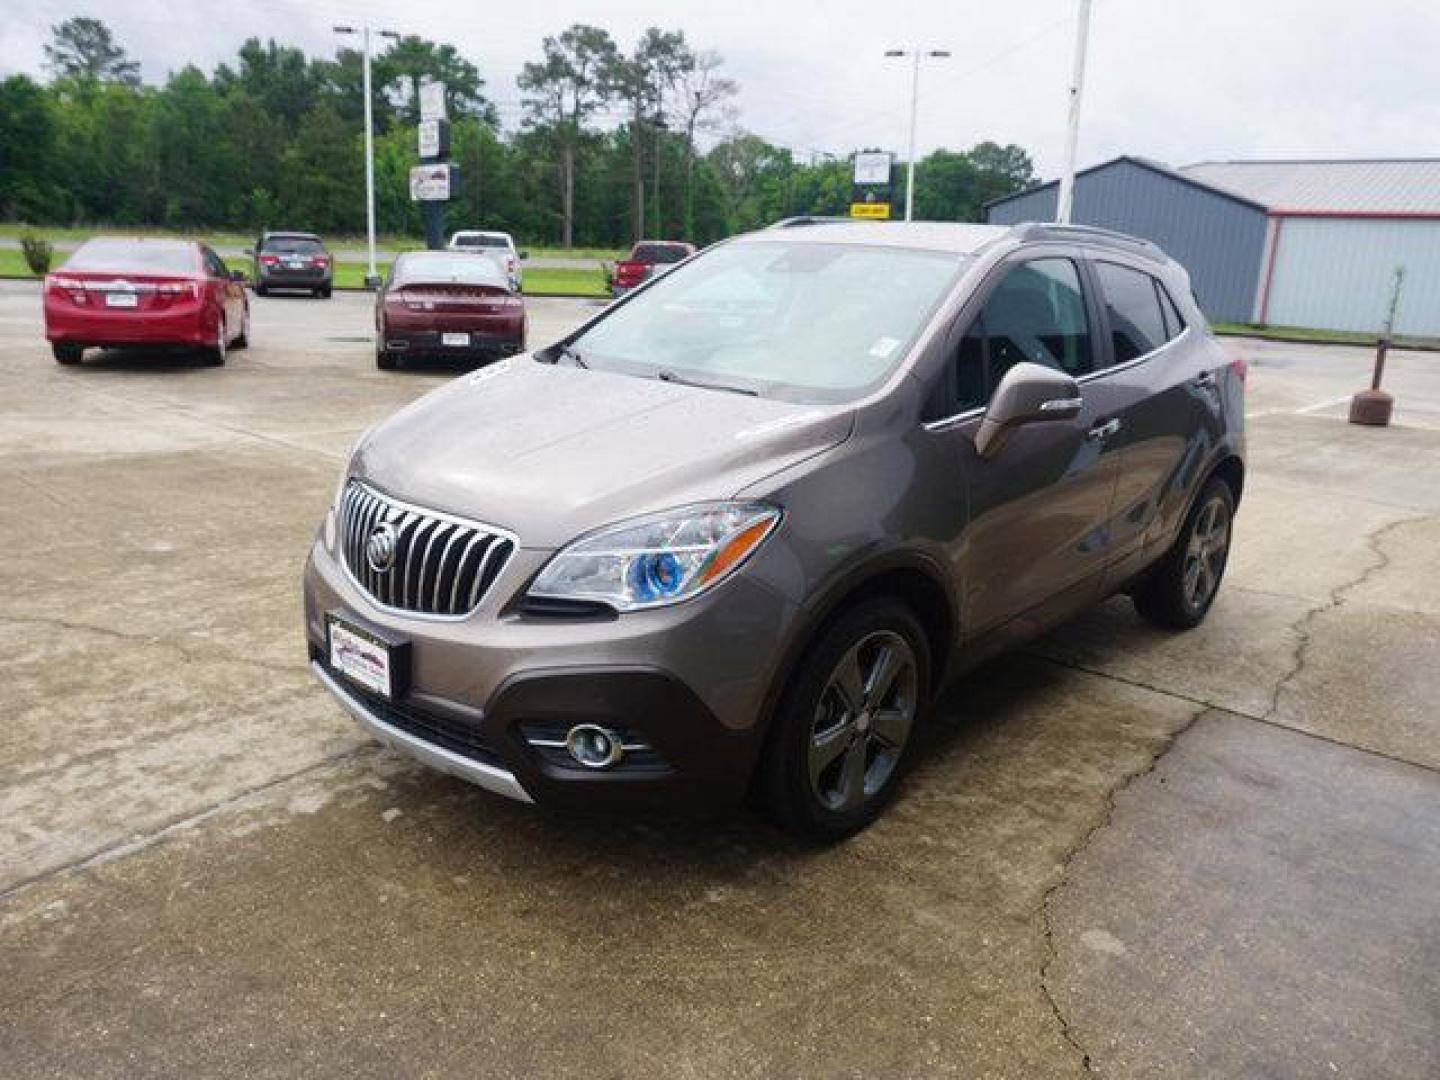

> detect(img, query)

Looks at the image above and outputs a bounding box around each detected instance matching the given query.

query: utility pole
[1055,0,1093,225]
[884,47,950,221]
[334,24,399,286]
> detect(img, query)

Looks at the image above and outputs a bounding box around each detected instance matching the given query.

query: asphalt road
[2,282,1437,1078]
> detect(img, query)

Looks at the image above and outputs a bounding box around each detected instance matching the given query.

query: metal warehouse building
[987,156,1440,336]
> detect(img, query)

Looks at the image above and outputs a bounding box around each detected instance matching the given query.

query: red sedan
[375,251,526,370]
[44,237,250,366]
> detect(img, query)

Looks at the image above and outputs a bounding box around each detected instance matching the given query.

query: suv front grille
[338,481,515,617]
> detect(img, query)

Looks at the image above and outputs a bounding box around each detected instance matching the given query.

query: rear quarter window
[633,243,689,264]
[1095,261,1168,364]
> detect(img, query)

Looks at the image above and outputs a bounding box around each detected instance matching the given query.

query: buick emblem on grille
[365,521,399,573]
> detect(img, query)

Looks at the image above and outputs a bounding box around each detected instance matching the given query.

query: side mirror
[229,269,248,283]
[973,362,1082,460]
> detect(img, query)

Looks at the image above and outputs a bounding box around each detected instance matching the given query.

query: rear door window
[634,243,689,264]
[952,257,1094,411]
[1096,262,1168,364]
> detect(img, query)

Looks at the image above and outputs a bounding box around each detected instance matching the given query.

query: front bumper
[303,531,801,809]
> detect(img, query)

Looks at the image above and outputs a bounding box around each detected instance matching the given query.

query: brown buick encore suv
[303,219,1245,840]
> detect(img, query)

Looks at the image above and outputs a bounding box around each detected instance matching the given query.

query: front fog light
[565,724,623,769]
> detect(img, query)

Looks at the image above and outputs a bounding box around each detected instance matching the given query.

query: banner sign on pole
[418,80,447,122]
[409,164,457,202]
[850,151,895,220]
[418,118,450,161]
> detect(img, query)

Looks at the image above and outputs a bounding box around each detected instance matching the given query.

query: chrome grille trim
[336,481,517,619]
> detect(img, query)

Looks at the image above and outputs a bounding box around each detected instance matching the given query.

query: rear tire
[52,343,83,365]
[376,347,398,370]
[232,306,250,349]
[255,284,269,297]
[1134,477,1235,629]
[318,286,332,299]
[202,318,227,366]
[759,597,930,842]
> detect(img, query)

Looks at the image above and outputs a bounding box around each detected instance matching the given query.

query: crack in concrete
[0,745,377,905]
[1034,698,1212,1075]
[1031,512,1429,1075]
[0,611,302,679]
[1262,515,1422,722]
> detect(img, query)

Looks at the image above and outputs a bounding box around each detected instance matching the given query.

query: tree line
[0,17,1038,248]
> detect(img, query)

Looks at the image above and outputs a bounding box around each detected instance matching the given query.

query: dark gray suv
[303,220,1245,840]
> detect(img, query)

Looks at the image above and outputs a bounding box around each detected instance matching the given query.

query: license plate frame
[327,612,410,701]
[441,332,470,348]
[105,293,139,308]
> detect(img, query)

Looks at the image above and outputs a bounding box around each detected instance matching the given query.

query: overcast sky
[4,0,1438,177]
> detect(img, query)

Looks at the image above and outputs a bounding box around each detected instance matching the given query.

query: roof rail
[1007,222,1165,259]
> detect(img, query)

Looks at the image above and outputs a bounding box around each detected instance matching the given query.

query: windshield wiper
[556,343,588,369]
[656,369,758,397]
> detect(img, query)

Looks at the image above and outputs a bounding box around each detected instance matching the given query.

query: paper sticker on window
[869,336,901,359]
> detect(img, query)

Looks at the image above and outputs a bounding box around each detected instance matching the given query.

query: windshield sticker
[869,336,901,359]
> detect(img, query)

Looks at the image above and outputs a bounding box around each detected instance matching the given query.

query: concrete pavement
[1,282,1436,1078]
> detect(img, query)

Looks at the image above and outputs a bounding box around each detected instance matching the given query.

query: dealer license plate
[328,614,400,699]
[441,332,470,347]
[105,293,139,308]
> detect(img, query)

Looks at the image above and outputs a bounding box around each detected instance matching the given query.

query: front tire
[760,597,930,842]
[53,343,83,365]
[1134,477,1235,629]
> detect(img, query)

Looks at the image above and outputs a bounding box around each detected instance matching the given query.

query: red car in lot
[610,240,696,297]
[44,238,250,366]
[375,251,526,370]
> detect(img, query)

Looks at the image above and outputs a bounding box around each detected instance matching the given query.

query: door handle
[1086,418,1122,441]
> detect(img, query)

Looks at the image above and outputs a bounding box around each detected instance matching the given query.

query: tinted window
[203,248,228,278]
[633,243,689,264]
[65,240,197,275]
[1097,262,1167,364]
[261,235,323,254]
[953,258,1093,410]
[1157,282,1186,340]
[453,234,508,249]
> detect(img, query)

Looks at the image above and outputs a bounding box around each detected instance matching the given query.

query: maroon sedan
[375,251,527,370]
[44,238,250,366]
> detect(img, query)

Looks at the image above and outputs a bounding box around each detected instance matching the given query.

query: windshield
[393,253,509,288]
[573,240,966,401]
[262,236,322,254]
[453,234,508,249]
[65,240,197,275]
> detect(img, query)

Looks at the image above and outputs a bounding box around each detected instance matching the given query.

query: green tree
[214,39,320,135]
[675,51,737,238]
[518,24,619,248]
[379,36,496,126]
[605,28,691,243]
[44,17,141,86]
[282,101,361,232]
[0,76,58,220]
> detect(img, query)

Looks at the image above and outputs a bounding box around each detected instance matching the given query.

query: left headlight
[527,502,782,612]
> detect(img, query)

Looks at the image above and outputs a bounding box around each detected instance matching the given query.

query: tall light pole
[333,24,399,286]
[1055,0,1094,225]
[884,47,950,221]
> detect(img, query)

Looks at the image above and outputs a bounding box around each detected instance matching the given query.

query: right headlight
[527,502,782,612]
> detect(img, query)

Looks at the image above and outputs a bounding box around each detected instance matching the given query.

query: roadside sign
[418,118,450,160]
[853,151,893,186]
[409,164,456,202]
[418,80,447,122]
[850,201,891,219]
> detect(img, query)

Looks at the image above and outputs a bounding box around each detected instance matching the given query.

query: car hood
[351,358,853,548]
